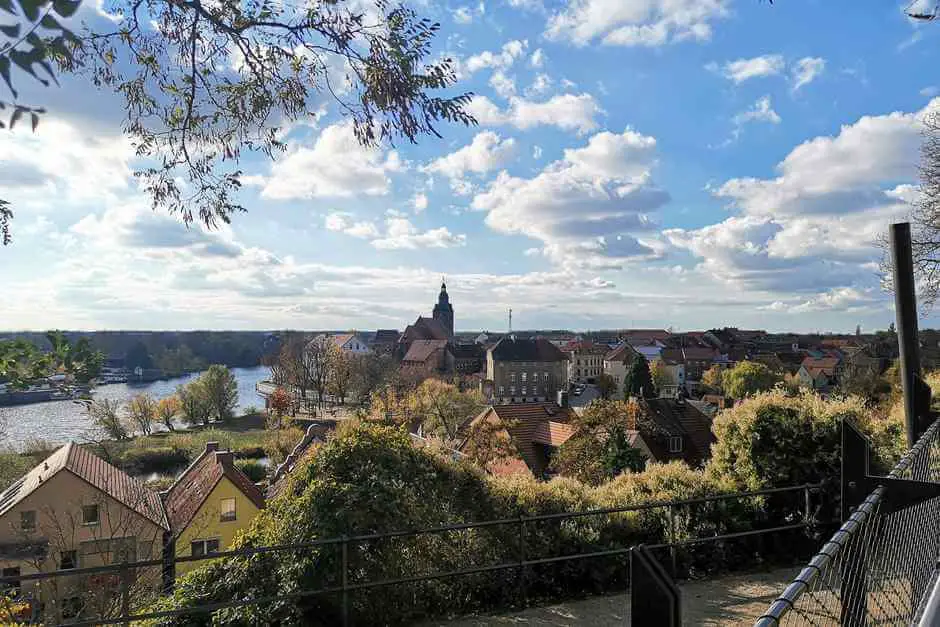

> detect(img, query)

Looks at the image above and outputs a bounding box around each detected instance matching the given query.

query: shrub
[0,453,33,492]
[236,459,267,483]
[146,422,805,626]
[119,447,189,476]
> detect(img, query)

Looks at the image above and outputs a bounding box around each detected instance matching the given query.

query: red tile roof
[605,342,639,363]
[163,443,265,536]
[402,339,449,363]
[0,443,167,529]
[459,402,577,477]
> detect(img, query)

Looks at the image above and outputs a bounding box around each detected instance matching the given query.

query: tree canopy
[0,0,473,244]
[623,354,656,399]
[723,360,781,399]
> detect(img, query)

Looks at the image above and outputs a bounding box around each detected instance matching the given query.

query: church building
[397,281,457,371]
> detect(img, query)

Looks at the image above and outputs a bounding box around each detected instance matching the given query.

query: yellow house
[163,442,264,576]
[0,442,168,623]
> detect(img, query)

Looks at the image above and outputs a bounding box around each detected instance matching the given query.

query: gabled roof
[458,402,577,477]
[163,442,265,536]
[491,337,567,362]
[401,317,449,343]
[402,339,449,363]
[640,399,715,467]
[0,443,167,529]
[801,356,839,375]
[623,329,671,342]
[605,342,639,363]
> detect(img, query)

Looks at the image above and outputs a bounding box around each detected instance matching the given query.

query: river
[0,366,270,450]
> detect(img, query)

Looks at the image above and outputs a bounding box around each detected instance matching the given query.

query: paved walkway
[429,567,798,626]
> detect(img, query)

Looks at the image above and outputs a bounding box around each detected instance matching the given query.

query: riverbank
[0,366,270,448]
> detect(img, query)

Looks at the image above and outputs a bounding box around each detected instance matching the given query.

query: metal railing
[756,416,940,626]
[0,483,820,626]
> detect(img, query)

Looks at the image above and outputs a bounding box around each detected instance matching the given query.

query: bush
[119,447,189,476]
[0,453,33,492]
[147,421,803,626]
[235,459,267,483]
[707,390,904,522]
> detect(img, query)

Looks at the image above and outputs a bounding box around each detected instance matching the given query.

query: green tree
[701,364,725,395]
[201,364,239,423]
[649,359,672,395]
[551,399,648,484]
[596,373,617,400]
[0,339,52,389]
[1,0,472,245]
[177,379,213,426]
[623,354,655,399]
[723,361,781,399]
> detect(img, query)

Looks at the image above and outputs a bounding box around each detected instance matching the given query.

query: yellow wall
[0,471,165,621]
[174,476,261,575]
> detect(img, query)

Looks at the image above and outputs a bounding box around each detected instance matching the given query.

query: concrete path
[428,567,799,626]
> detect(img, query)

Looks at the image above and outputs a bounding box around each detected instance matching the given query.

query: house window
[60,550,78,570]
[521,387,527,396]
[521,372,527,383]
[668,436,683,453]
[1,567,20,594]
[499,386,505,395]
[191,538,221,558]
[81,504,99,526]
[509,386,516,395]
[20,510,35,532]
[510,373,515,383]
[220,498,237,522]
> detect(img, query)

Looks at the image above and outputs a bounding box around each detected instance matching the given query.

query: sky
[3,0,940,333]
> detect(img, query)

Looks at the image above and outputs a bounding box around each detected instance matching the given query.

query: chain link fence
[756,416,940,626]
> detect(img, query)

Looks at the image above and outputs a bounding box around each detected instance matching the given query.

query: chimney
[557,389,569,408]
[215,451,234,467]
[205,442,219,454]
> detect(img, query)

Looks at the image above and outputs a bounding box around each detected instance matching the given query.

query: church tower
[433,280,455,339]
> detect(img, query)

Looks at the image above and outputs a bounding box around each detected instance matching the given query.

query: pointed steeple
[433,278,454,339]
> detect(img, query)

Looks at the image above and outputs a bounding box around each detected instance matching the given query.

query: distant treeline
[0,331,279,376]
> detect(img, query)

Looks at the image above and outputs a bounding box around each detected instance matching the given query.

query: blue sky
[3,0,940,333]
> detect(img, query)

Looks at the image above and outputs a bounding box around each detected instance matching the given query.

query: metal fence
[0,483,821,626]
[756,416,940,626]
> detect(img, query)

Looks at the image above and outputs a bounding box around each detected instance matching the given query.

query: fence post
[803,485,812,525]
[890,221,924,447]
[518,516,527,607]
[667,505,677,578]
[341,538,349,627]
[119,561,130,627]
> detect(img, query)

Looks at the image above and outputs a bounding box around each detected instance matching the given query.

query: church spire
[433,278,454,339]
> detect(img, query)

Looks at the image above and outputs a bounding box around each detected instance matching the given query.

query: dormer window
[668,436,683,453]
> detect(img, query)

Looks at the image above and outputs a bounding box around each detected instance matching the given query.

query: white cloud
[667,100,938,293]
[260,122,403,200]
[472,127,667,268]
[710,54,785,83]
[533,145,543,159]
[922,86,939,98]
[453,6,473,23]
[0,120,134,204]
[546,0,728,47]
[733,96,782,127]
[324,212,381,239]
[530,48,546,68]
[489,71,517,99]
[371,218,467,249]
[463,39,528,75]
[526,73,554,96]
[413,193,429,213]
[791,57,826,92]
[467,93,604,134]
[424,131,517,194]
